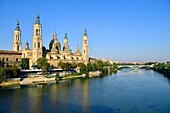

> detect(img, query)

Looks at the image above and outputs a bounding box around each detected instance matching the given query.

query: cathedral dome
[49,39,54,50]
[49,39,61,51]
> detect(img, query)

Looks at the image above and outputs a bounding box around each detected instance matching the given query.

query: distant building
[100,58,119,64]
[89,57,97,64]
[0,50,22,68]
[13,14,89,69]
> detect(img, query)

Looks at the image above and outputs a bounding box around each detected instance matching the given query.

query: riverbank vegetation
[0,67,20,83]
[0,58,118,87]
[151,63,170,78]
[37,58,50,75]
[57,60,118,76]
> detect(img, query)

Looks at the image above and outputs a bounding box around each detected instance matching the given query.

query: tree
[58,61,72,71]
[21,58,29,69]
[37,58,50,75]
[87,63,92,71]
[0,69,7,83]
[55,72,60,81]
[78,63,87,73]
[91,63,97,71]
[0,67,20,83]
[0,60,4,68]
[96,60,104,71]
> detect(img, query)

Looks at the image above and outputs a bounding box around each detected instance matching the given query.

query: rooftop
[0,50,22,55]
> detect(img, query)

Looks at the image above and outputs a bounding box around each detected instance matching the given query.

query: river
[0,68,170,113]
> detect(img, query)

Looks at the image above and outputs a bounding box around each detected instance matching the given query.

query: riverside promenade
[20,76,56,85]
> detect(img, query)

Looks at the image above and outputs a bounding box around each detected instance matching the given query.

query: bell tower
[82,28,89,65]
[13,20,22,52]
[32,14,43,64]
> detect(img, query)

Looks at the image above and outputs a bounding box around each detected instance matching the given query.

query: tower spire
[64,33,68,39]
[53,32,57,40]
[84,27,87,36]
[15,20,20,31]
[35,14,40,24]
[25,41,30,50]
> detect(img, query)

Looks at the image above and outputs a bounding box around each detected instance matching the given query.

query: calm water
[0,68,170,113]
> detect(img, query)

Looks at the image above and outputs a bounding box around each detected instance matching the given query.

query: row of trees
[36,58,117,74]
[57,60,117,74]
[0,67,20,83]
[152,63,170,77]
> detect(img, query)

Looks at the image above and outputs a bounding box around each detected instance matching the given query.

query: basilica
[13,14,89,69]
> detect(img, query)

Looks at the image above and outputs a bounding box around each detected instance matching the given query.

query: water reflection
[0,69,170,113]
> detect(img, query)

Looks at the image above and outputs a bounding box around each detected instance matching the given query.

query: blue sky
[0,0,170,62]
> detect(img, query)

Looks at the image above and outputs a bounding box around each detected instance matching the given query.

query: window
[57,56,60,59]
[16,58,18,62]
[17,46,19,51]
[34,43,36,48]
[38,42,40,48]
[36,29,38,35]
[6,58,8,61]
[84,50,85,53]
[84,40,87,44]
[2,58,4,61]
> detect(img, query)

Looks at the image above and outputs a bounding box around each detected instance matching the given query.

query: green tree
[96,60,104,71]
[58,61,72,71]
[0,67,20,83]
[21,58,29,69]
[37,58,50,75]
[87,63,92,71]
[0,69,7,83]
[78,63,87,73]
[55,72,60,81]
[91,63,97,71]
[0,60,4,68]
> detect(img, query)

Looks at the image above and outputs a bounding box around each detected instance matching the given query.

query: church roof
[74,45,81,55]
[0,50,22,55]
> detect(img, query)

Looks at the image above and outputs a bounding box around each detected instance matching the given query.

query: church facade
[13,15,89,69]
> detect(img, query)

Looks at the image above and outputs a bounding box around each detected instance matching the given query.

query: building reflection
[12,89,21,113]
[27,86,47,113]
[82,79,90,113]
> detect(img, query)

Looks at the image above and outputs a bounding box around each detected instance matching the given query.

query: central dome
[49,39,54,50]
[49,39,61,51]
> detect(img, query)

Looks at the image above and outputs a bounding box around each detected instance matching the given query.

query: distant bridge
[117,65,152,69]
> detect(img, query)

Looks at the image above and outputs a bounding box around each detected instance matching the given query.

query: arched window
[38,42,40,48]
[57,56,60,59]
[17,46,19,51]
[36,29,38,36]
[34,43,36,48]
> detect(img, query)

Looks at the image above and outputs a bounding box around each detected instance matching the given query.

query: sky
[0,0,170,62]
